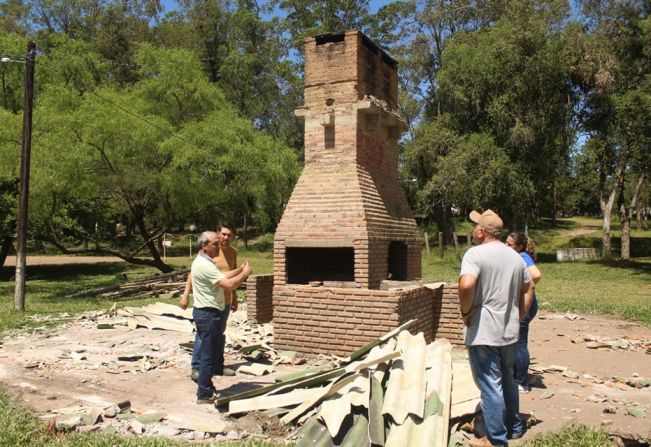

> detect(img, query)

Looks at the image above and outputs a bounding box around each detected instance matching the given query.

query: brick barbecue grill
[269,31,461,357]
[273,30,421,289]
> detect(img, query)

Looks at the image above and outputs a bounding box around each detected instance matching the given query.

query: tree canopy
[0,0,649,266]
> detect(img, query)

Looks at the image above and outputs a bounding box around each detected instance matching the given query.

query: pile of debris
[216,321,481,446]
[66,269,189,300]
[44,400,238,440]
[570,334,651,354]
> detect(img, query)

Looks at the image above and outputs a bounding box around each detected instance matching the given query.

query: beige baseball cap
[469,209,503,234]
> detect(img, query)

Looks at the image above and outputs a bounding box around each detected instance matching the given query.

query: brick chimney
[273,30,421,290]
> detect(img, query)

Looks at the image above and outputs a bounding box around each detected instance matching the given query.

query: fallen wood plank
[450,359,481,419]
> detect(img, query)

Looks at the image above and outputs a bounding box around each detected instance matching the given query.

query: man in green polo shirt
[192,231,251,404]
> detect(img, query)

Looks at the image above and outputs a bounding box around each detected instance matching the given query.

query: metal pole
[14,42,36,311]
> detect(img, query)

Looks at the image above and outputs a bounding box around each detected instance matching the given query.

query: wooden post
[453,232,461,260]
[466,233,472,249]
[438,232,444,258]
[424,231,431,258]
[14,42,36,312]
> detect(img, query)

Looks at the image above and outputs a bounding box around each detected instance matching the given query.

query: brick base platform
[272,283,464,357]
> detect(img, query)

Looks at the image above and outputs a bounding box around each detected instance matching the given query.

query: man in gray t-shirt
[459,209,531,447]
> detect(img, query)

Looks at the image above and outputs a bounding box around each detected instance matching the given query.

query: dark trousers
[515,297,538,386]
[191,305,230,374]
[192,307,224,399]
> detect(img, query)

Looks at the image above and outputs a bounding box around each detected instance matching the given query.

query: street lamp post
[13,41,36,311]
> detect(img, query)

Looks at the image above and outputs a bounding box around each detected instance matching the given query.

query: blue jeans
[193,307,224,399]
[468,344,523,446]
[191,305,230,374]
[515,297,538,387]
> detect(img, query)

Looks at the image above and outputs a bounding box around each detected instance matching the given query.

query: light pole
[12,41,36,311]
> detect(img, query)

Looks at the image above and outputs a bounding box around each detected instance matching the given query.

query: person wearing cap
[459,209,531,447]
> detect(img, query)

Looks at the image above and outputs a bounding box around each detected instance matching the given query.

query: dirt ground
[0,305,649,445]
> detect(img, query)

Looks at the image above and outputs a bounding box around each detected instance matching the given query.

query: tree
[0,109,21,267]
[405,0,578,232]
[0,0,30,35]
[18,44,298,271]
[575,1,650,257]
[403,122,533,235]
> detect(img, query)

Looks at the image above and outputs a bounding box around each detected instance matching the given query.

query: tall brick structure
[271,31,460,357]
[274,30,421,289]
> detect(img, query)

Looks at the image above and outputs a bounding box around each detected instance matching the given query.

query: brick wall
[433,284,465,346]
[273,284,437,357]
[245,274,274,324]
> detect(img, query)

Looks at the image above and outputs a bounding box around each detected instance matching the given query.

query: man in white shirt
[191,231,251,404]
[459,210,531,446]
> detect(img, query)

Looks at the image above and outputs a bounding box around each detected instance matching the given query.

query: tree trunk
[598,144,628,258]
[0,236,14,268]
[633,174,645,231]
[620,174,645,259]
[601,207,613,257]
[242,214,249,250]
[619,193,630,260]
[134,213,172,272]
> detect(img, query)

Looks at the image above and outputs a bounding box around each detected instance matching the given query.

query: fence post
[438,232,444,258]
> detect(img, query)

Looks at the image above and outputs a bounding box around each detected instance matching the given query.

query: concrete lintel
[284,239,355,248]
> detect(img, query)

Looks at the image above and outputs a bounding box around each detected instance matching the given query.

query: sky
[160,0,395,16]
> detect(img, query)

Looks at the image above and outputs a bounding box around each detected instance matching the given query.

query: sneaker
[518,384,530,394]
[196,396,215,405]
[190,369,199,382]
[217,367,236,377]
[510,430,525,440]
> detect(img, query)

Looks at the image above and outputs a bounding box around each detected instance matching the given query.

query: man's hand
[179,294,189,310]
[241,260,252,277]
[461,307,477,326]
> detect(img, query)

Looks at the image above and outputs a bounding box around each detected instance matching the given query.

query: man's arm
[527,265,542,285]
[223,265,243,279]
[217,261,252,292]
[231,251,239,311]
[458,274,478,326]
[179,273,192,310]
[521,264,540,315]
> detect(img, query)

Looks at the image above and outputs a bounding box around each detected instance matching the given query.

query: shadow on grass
[537,218,577,230]
[589,258,651,276]
[0,262,129,281]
